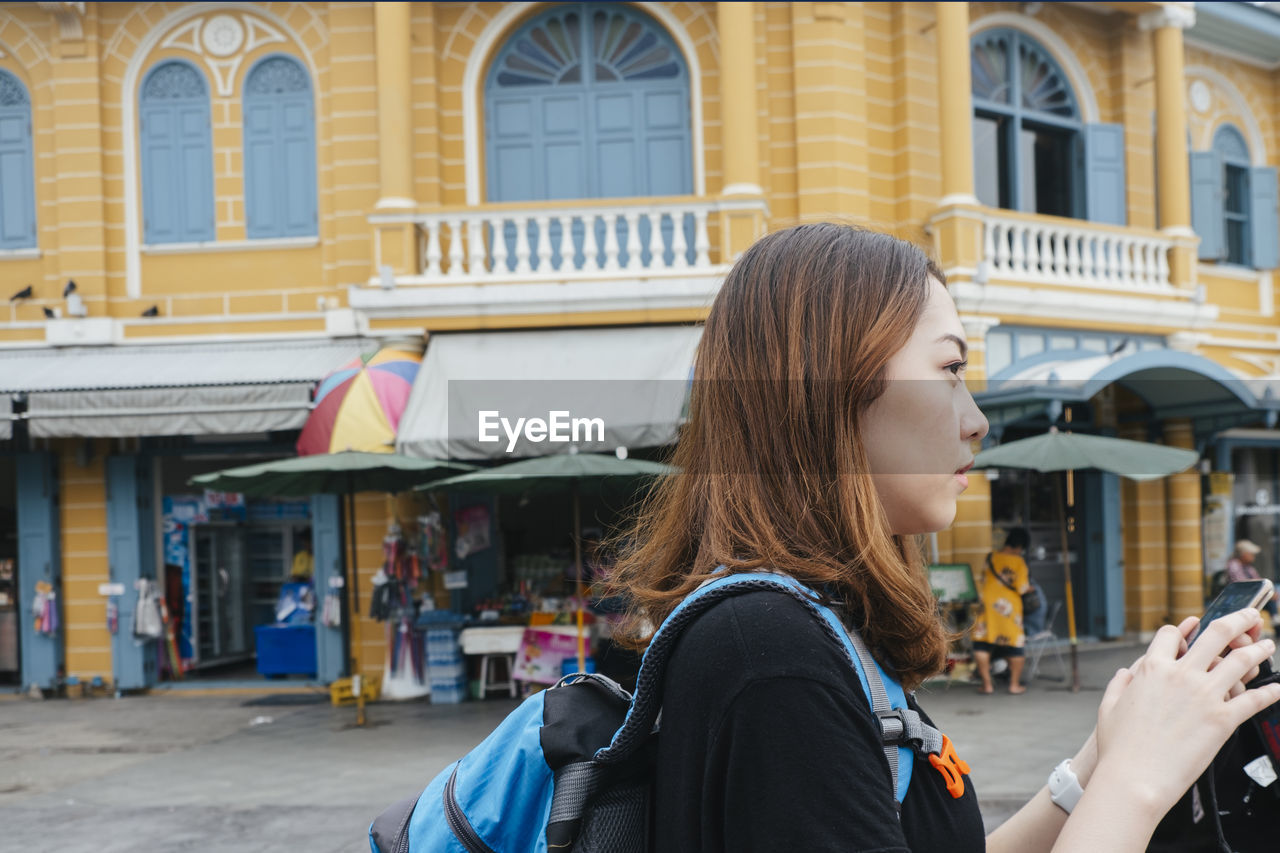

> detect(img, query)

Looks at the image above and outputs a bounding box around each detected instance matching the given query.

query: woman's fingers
[1209,638,1276,693]
[1225,680,1280,727]
[1181,609,1263,669]
[1146,622,1190,663]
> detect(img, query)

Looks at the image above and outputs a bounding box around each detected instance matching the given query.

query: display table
[255,624,317,678]
[459,625,523,699]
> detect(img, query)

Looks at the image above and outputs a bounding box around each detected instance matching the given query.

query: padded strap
[594,572,946,808]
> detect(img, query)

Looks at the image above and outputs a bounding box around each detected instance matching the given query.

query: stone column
[717,2,765,259]
[929,3,984,293]
[1141,5,1197,288]
[1163,419,1203,623]
[936,2,977,206]
[374,2,416,274]
[1120,421,1170,635]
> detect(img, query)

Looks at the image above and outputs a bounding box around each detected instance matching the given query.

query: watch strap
[1048,758,1084,814]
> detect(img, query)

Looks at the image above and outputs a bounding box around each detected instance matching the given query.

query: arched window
[0,69,36,249]
[970,29,1125,224]
[242,55,317,239]
[1192,124,1279,269]
[140,60,215,244]
[484,3,692,201]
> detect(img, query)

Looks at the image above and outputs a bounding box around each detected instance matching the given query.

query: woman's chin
[892,504,957,537]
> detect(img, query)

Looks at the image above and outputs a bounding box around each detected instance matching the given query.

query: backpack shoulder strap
[594,571,943,808]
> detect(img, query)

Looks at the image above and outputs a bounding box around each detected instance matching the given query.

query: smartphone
[1188,579,1275,646]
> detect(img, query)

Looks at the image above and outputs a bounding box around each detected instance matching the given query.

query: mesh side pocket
[573,781,651,853]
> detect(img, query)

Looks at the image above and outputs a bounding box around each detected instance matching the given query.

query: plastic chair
[1026,600,1067,682]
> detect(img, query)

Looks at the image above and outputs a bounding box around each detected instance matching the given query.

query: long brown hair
[609,223,949,689]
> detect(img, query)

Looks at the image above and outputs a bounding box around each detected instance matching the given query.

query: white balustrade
[374,199,736,284]
[981,214,1174,291]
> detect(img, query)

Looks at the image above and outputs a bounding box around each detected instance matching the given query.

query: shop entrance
[989,466,1120,640]
[155,454,327,683]
[1228,446,1280,593]
[8,453,62,692]
[0,456,18,686]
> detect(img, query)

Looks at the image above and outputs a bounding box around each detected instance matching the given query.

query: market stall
[423,452,676,696]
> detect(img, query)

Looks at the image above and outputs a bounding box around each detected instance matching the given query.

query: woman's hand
[1090,609,1280,818]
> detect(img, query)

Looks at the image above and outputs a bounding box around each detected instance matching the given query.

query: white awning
[397,325,701,459]
[0,339,376,438]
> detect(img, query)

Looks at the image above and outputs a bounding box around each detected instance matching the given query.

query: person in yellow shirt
[971,527,1031,694]
[290,530,314,581]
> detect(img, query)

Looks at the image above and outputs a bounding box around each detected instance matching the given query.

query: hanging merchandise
[381,617,429,700]
[369,568,392,622]
[106,597,119,635]
[322,575,344,628]
[132,578,164,642]
[417,511,449,573]
[32,581,57,637]
[454,505,491,560]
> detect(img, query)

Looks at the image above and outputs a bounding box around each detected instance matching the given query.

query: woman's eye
[946,360,968,376]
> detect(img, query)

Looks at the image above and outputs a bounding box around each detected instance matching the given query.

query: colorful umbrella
[297,348,421,456]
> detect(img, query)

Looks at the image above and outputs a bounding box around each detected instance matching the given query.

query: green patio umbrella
[424,452,678,671]
[973,427,1199,690]
[191,451,472,725]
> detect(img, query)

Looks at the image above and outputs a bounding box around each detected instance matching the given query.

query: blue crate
[255,624,317,677]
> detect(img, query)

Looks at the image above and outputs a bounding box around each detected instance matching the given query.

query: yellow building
[2,1,1278,694]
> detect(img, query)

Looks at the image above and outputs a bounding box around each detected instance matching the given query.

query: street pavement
[0,639,1259,851]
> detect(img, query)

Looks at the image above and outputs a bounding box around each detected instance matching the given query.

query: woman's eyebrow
[936,333,968,359]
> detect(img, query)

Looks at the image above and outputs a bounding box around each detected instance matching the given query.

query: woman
[609,224,1278,852]
[973,527,1033,694]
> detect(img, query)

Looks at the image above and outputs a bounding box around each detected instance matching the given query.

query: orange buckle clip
[927,734,971,799]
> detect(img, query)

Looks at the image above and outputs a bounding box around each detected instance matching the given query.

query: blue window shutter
[178,104,215,241]
[1084,123,1126,226]
[0,103,36,249]
[106,455,158,690]
[310,495,346,682]
[140,105,176,244]
[16,452,61,691]
[243,101,278,237]
[140,62,214,244]
[1190,150,1224,261]
[279,96,317,236]
[244,56,317,238]
[1249,165,1279,270]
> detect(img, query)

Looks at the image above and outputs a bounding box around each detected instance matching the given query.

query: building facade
[2,0,1279,693]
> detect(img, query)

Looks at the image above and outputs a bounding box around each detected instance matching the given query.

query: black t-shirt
[653,590,987,852]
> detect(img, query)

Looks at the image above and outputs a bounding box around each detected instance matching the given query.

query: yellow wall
[12,1,1280,676]
[58,442,112,684]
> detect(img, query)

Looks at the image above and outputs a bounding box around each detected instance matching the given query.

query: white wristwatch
[1047,758,1084,814]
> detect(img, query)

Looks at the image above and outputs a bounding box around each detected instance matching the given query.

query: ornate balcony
[933,204,1215,330]
[980,209,1175,292]
[352,195,767,322]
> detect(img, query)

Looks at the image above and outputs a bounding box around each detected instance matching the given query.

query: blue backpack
[369,572,950,853]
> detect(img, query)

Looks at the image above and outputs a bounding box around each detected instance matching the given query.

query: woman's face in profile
[860,278,989,535]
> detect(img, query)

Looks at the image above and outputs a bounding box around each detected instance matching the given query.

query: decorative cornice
[1138,4,1196,32]
[37,2,86,57]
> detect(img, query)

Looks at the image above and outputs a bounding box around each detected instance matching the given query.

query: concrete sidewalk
[0,639,1250,851]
